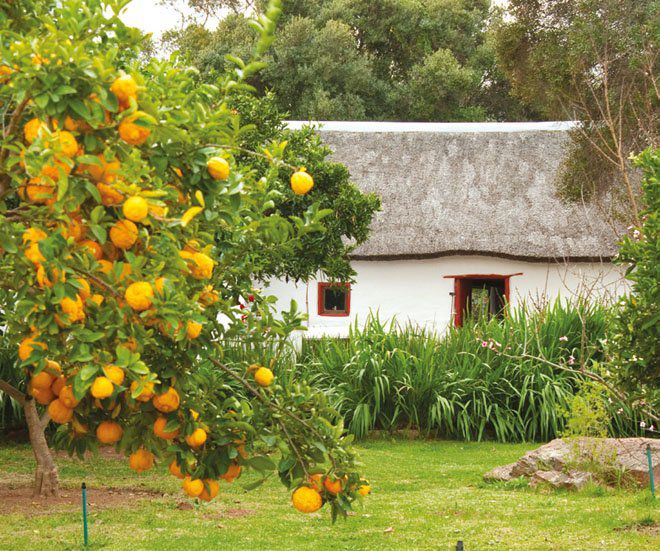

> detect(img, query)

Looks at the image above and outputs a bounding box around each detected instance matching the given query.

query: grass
[0,439,657,550]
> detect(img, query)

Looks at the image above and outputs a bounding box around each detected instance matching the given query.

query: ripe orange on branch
[185,427,207,448]
[118,111,151,146]
[290,169,314,195]
[152,387,180,413]
[153,417,180,440]
[292,486,323,513]
[125,281,154,311]
[206,157,230,181]
[109,219,138,249]
[96,421,123,444]
[129,448,155,473]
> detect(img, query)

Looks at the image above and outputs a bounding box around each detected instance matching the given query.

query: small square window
[318,282,351,317]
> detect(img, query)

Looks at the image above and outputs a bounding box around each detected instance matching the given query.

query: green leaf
[248,455,277,472]
[79,364,99,381]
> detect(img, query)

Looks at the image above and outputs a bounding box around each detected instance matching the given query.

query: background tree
[0,0,375,516]
[162,0,536,121]
[493,0,659,225]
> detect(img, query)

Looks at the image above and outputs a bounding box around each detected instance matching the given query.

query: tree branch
[0,378,26,405]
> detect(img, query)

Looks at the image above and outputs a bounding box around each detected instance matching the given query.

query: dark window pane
[324,288,347,312]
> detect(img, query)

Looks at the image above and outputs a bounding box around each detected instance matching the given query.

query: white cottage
[268,121,626,338]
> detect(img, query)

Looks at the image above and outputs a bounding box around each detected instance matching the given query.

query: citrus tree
[0,0,371,517]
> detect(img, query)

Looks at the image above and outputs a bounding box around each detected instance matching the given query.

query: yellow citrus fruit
[199,479,220,502]
[220,462,241,483]
[25,242,46,265]
[125,281,154,311]
[109,219,138,249]
[18,335,47,362]
[22,227,48,244]
[130,379,155,402]
[118,111,151,146]
[51,131,78,158]
[58,385,80,408]
[129,448,154,473]
[76,278,91,300]
[182,476,204,497]
[290,170,314,195]
[254,367,274,387]
[36,265,64,288]
[292,486,322,513]
[190,252,213,279]
[24,118,47,143]
[152,387,180,413]
[154,276,167,295]
[59,295,85,324]
[90,376,114,399]
[47,399,73,424]
[96,182,124,206]
[153,417,180,440]
[186,320,202,340]
[103,364,125,386]
[110,74,138,104]
[169,459,185,479]
[206,157,230,180]
[185,428,207,448]
[96,420,123,444]
[358,484,371,496]
[90,293,104,306]
[122,196,149,222]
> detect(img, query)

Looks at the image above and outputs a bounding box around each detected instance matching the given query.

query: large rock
[530,470,592,490]
[484,437,659,488]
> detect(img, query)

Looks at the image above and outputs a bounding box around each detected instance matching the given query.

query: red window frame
[318,282,351,317]
[443,273,522,327]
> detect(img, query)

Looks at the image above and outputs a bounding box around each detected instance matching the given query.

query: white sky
[119,0,222,39]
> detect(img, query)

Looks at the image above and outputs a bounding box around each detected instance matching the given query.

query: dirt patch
[616,521,659,536]
[0,483,166,516]
[52,447,125,461]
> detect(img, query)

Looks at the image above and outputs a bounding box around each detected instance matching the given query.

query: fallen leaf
[384,527,394,534]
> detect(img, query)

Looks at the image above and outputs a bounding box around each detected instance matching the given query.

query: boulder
[484,437,659,488]
[530,470,592,490]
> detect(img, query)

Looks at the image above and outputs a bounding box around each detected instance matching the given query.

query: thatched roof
[287,121,618,261]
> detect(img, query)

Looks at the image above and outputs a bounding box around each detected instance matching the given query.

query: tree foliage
[493,0,659,223]
[162,0,535,121]
[0,0,372,515]
[607,148,659,411]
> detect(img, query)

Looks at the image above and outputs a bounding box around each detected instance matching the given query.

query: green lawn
[0,439,657,550]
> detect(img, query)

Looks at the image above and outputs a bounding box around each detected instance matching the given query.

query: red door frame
[443,273,522,327]
[318,282,351,317]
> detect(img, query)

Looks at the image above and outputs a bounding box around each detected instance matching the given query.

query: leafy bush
[295,302,639,442]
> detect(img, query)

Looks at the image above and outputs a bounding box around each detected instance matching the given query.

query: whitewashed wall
[265,256,627,338]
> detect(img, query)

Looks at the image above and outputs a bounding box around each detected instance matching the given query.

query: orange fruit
[125,281,153,311]
[31,369,55,390]
[129,448,154,473]
[96,182,124,206]
[110,74,138,104]
[0,65,13,83]
[153,417,180,439]
[154,276,167,295]
[47,399,73,424]
[109,219,138,249]
[292,486,322,513]
[59,295,85,324]
[254,367,274,387]
[152,387,180,413]
[36,265,64,288]
[18,335,47,362]
[24,118,47,143]
[185,428,207,448]
[118,111,151,146]
[309,473,324,492]
[220,462,241,483]
[190,252,213,279]
[51,375,66,396]
[103,364,125,386]
[323,476,343,495]
[80,239,104,260]
[30,384,55,405]
[25,178,55,204]
[122,196,148,223]
[76,278,91,300]
[206,157,230,180]
[22,227,48,244]
[169,459,185,479]
[130,379,155,402]
[186,320,202,340]
[25,241,46,265]
[182,476,204,497]
[96,420,123,444]
[290,170,314,195]
[199,479,220,502]
[58,385,80,408]
[90,376,114,399]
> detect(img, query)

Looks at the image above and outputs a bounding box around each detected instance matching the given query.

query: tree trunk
[24,397,59,497]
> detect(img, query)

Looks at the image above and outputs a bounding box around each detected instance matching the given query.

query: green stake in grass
[647,445,655,499]
[82,482,89,547]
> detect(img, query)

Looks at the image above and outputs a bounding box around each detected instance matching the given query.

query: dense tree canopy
[162,0,535,121]
[0,0,375,516]
[493,0,659,223]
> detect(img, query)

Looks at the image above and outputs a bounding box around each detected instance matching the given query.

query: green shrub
[296,301,638,442]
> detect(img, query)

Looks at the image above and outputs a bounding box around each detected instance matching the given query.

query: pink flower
[481,341,488,347]
[559,336,568,342]
[568,355,575,366]
[640,421,646,429]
